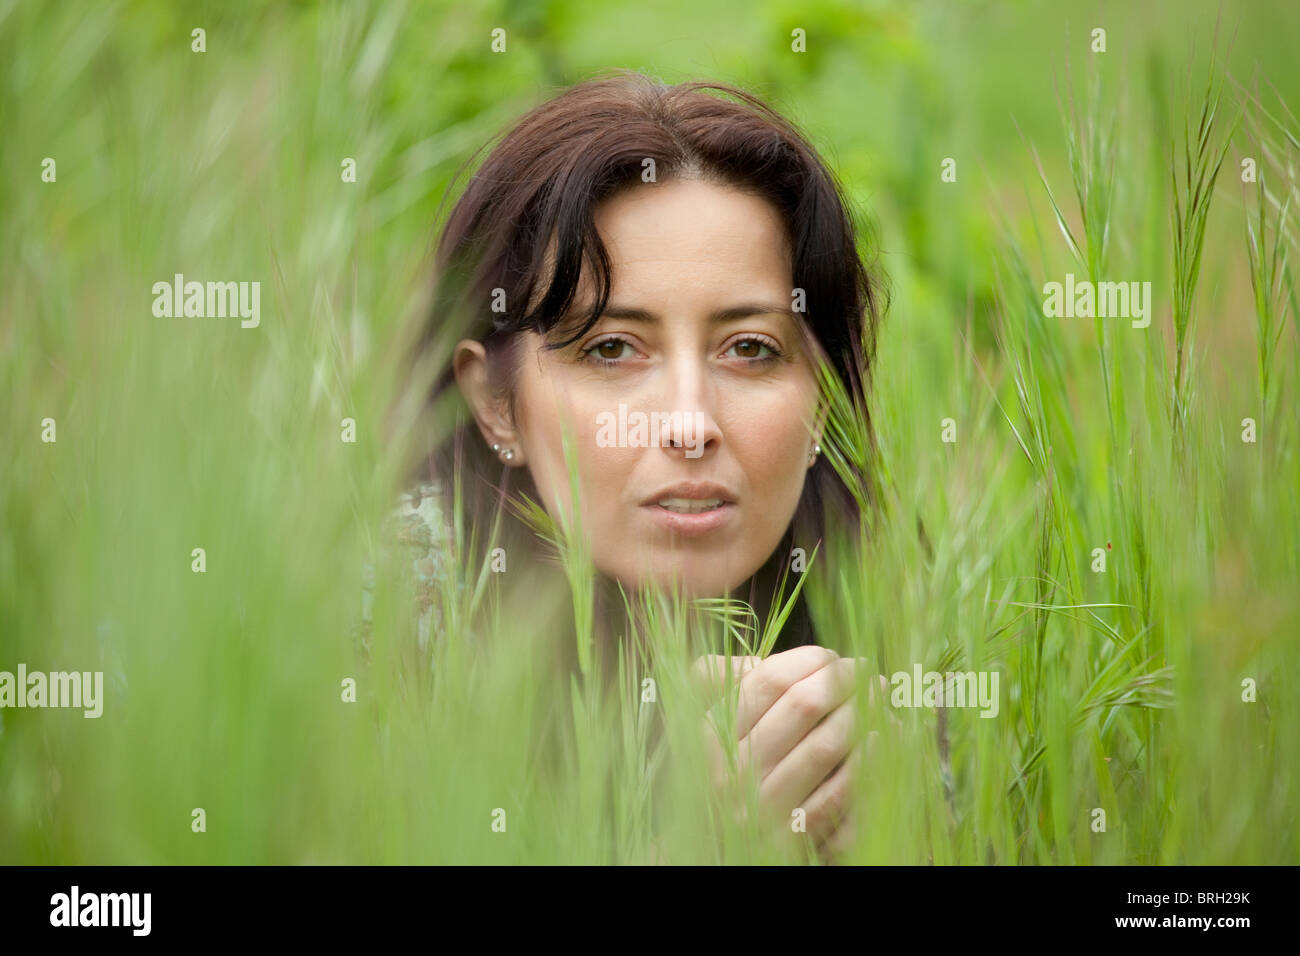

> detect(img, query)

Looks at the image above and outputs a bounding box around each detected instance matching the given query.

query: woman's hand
[692,646,883,861]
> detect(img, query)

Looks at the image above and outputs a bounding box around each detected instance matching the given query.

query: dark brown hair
[417,68,884,653]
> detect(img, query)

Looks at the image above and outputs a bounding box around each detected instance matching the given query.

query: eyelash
[578,334,785,368]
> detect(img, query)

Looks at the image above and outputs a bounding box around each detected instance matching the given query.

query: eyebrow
[594,302,796,323]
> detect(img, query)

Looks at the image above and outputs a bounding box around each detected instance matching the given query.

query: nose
[657,353,723,460]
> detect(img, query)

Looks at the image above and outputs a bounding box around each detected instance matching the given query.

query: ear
[452,339,527,466]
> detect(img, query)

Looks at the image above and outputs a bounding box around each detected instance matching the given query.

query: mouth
[653,497,727,514]
[640,499,735,536]
[639,482,738,535]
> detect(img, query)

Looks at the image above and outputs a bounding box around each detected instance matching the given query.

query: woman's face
[459,178,824,597]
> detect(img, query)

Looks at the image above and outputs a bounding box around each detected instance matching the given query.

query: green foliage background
[1,0,1297,863]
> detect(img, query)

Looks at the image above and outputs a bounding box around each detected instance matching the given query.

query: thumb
[690,654,761,701]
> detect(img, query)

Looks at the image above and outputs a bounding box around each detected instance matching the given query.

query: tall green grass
[2,0,1297,864]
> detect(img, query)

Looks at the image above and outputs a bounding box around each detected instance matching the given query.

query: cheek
[522,388,637,516]
[514,380,574,508]
[729,396,814,491]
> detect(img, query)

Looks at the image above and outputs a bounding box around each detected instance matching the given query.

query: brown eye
[725,337,781,362]
[579,337,636,365]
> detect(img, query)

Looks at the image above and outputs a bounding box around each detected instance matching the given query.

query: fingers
[757,697,859,824]
[736,656,857,783]
[695,648,836,789]
[802,747,861,848]
[808,730,878,858]
[692,650,888,862]
[733,645,840,740]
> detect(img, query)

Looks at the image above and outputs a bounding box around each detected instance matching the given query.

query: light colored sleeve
[357,481,454,662]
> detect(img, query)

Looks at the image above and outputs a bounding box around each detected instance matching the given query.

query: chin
[613,559,752,601]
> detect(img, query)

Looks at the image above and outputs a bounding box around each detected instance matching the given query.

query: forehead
[588,179,793,296]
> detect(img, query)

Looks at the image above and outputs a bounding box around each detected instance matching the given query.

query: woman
[381,69,886,859]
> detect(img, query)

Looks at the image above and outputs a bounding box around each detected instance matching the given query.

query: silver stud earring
[809,443,821,466]
[500,447,515,462]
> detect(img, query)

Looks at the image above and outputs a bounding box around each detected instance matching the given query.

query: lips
[639,481,737,537]
[640,481,737,508]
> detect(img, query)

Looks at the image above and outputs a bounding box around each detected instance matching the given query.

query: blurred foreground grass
[1,0,1297,863]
